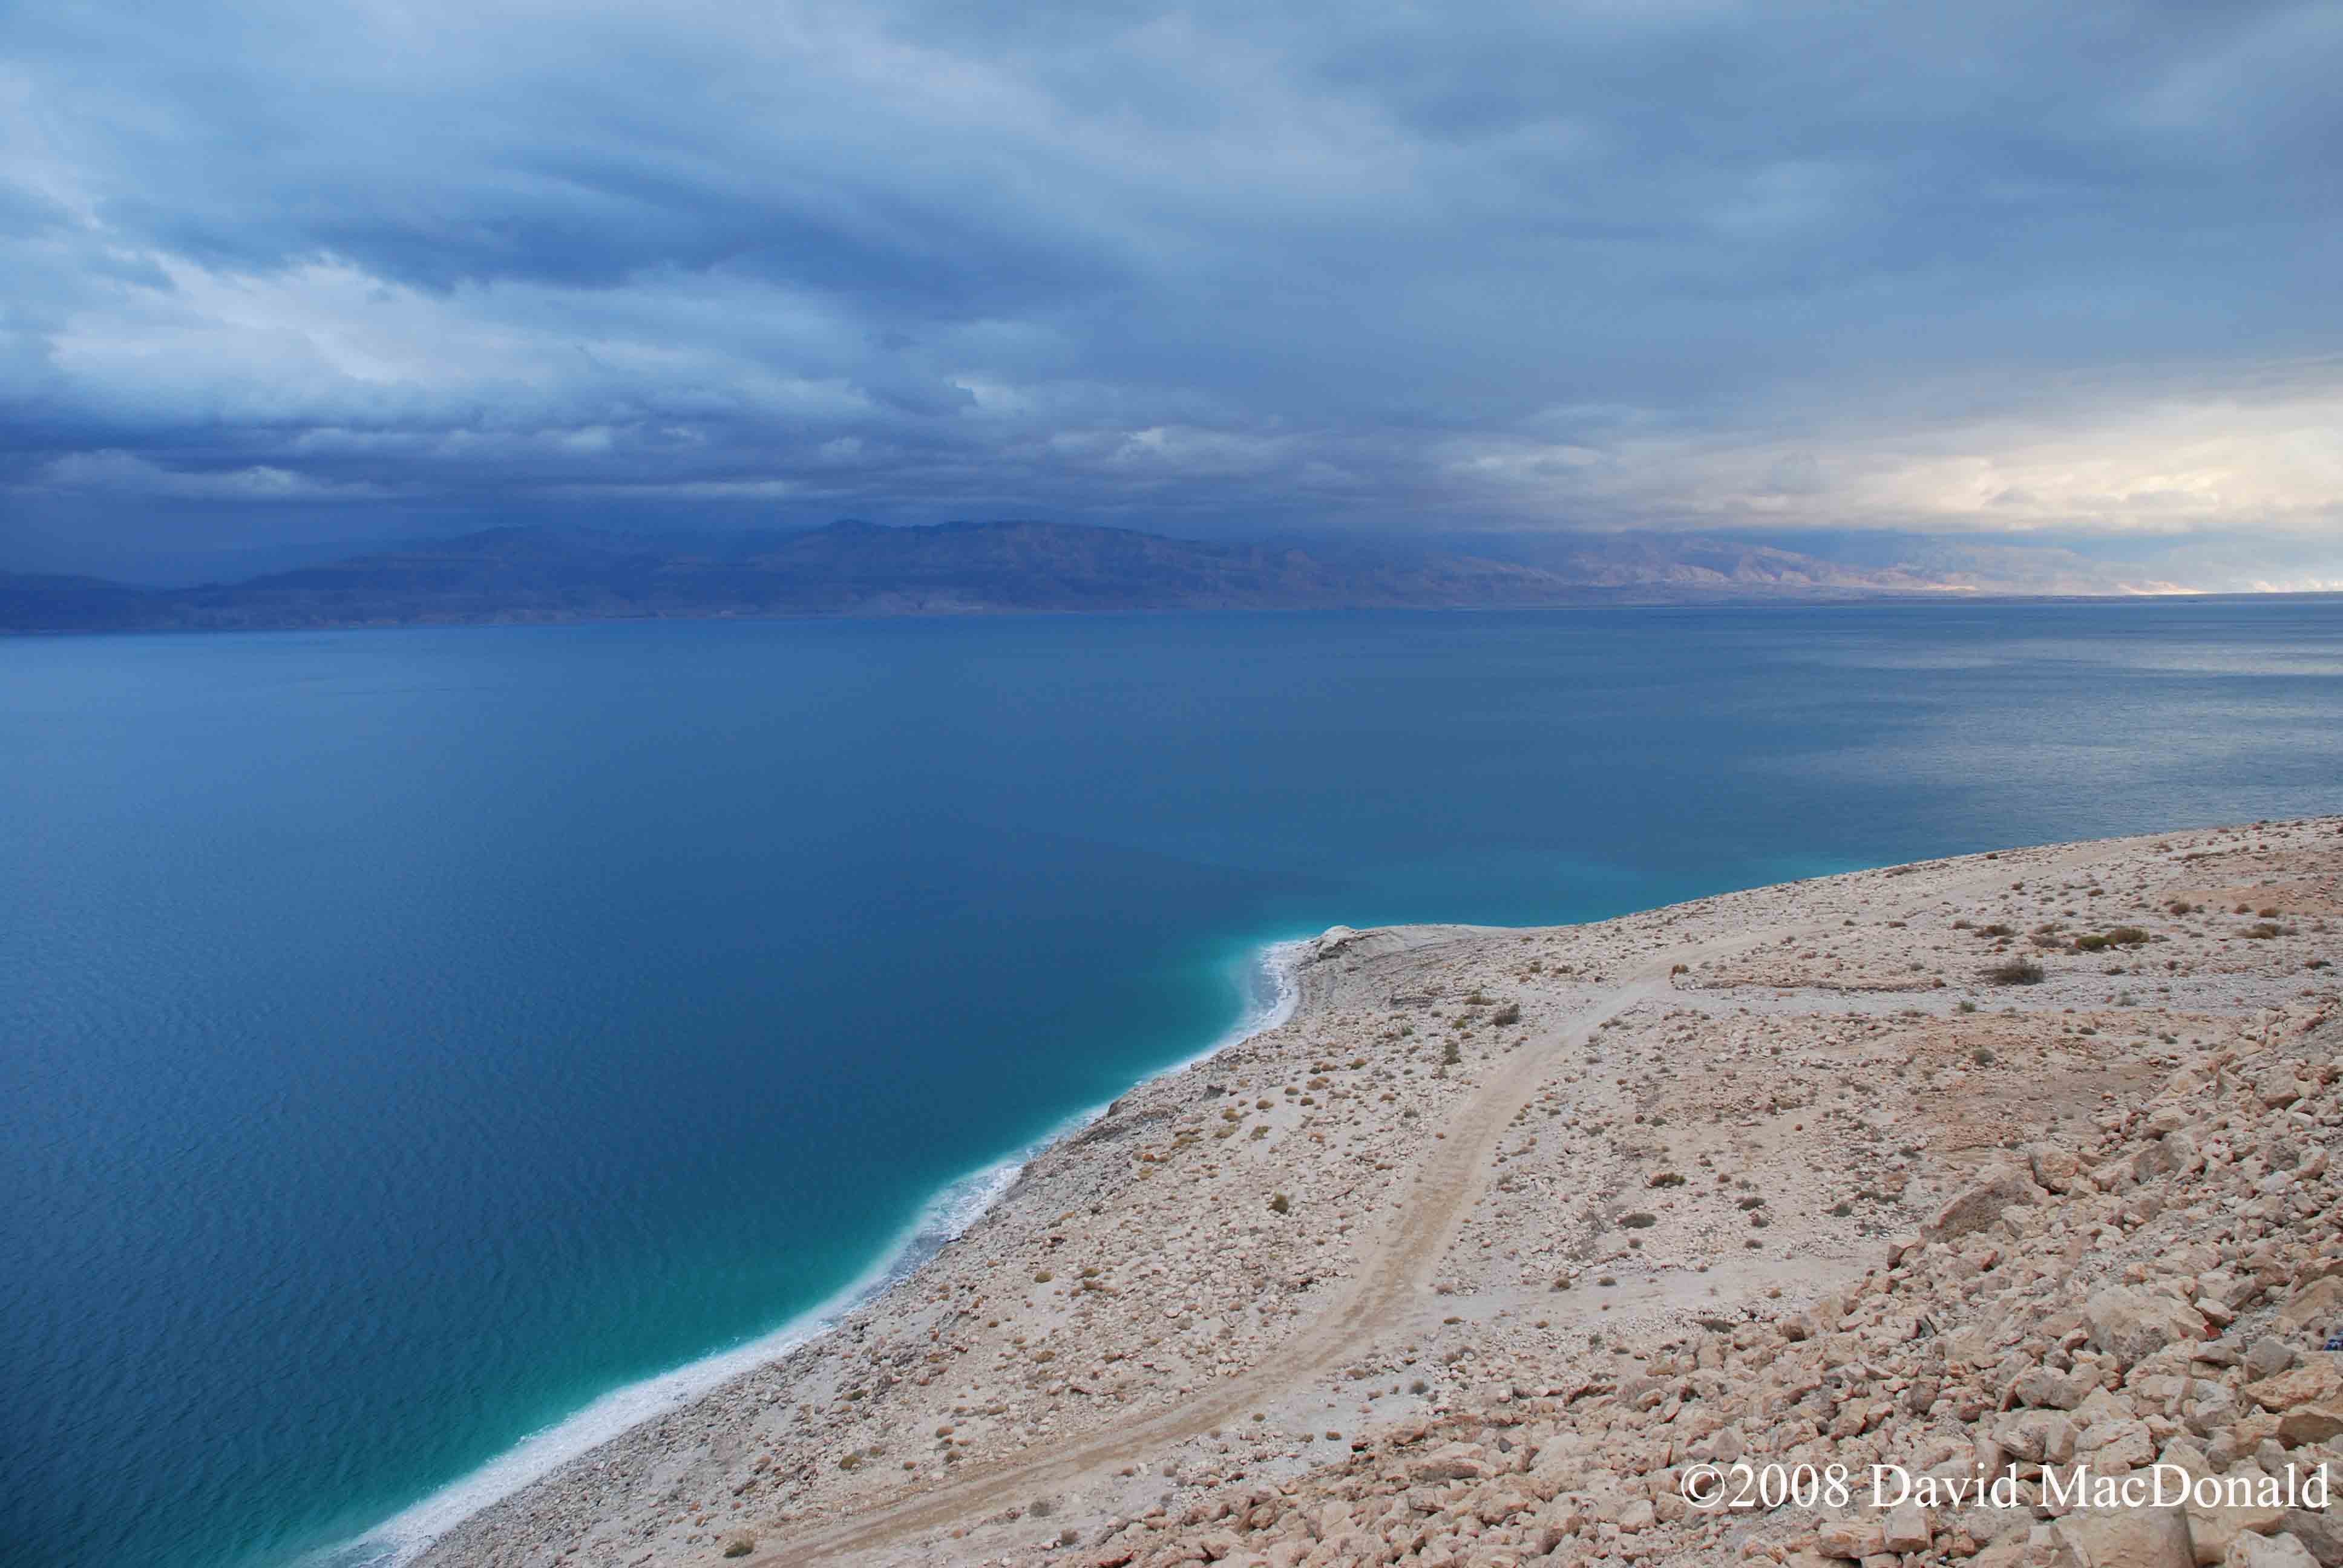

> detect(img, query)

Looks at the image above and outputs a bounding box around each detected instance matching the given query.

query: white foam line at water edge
[330,1187,1001,1568]
[1180,935,1305,1075]
[331,937,1307,1568]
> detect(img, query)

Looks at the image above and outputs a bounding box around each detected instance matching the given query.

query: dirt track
[755,926,1792,1564]
[422,824,2335,1568]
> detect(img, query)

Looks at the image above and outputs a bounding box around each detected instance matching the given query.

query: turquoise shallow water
[4,600,2341,1568]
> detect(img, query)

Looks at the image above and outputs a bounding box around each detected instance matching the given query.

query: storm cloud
[4,0,2340,584]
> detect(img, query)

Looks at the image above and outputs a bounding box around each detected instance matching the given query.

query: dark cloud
[2,0,2339,585]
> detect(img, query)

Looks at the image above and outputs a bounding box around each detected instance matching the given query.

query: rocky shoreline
[418,815,2341,1568]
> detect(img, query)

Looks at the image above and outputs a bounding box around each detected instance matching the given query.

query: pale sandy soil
[415,815,2341,1568]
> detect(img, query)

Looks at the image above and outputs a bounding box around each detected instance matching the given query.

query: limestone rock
[2030,1143,2083,1193]
[1815,1518,1885,1559]
[1882,1501,1931,1553]
[2244,1340,2300,1382]
[2253,1070,2305,1109]
[2053,1505,2195,1568]
[2242,1360,2341,1414]
[2002,1410,2082,1465]
[1925,1165,2044,1243]
[2012,1367,2090,1410]
[1407,1443,1495,1484]
[1312,926,1361,961]
[2274,1403,2343,1446]
[2085,1287,2209,1368]
[2223,1532,2319,1568]
[2279,1509,2343,1567]
[2186,1464,2286,1566]
[2276,1279,2343,1335]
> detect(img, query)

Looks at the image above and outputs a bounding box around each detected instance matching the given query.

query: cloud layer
[4,0,2341,581]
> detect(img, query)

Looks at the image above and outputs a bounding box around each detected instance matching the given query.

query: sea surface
[5,599,2341,1568]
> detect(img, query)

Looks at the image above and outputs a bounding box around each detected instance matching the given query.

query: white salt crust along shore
[415,815,2343,1568]
[361,949,1306,1567]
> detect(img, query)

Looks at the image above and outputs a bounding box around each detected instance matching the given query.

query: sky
[3,0,2341,587]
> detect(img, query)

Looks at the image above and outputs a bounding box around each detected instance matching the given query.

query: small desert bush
[1269,1192,1290,1214]
[1986,957,2045,985]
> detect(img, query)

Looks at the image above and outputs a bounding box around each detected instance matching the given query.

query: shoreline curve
[329,939,1309,1567]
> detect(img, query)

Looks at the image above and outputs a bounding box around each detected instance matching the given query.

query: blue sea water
[4,600,2340,1568]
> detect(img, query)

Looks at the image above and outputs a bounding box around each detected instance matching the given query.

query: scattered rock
[2085,1287,2210,1368]
[2053,1506,2195,1568]
[2223,1533,2321,1568]
[1924,1163,2043,1242]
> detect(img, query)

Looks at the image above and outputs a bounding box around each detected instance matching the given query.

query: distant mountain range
[0,519,1976,633]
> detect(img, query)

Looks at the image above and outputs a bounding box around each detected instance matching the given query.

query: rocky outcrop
[1074,1006,2343,1568]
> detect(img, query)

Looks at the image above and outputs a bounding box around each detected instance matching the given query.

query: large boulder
[2084,1287,2209,1368]
[2280,1510,2343,1567]
[2011,1367,2091,1410]
[2242,1358,2341,1413]
[1882,1501,1932,1553]
[2001,1410,2082,1465]
[1924,1163,2044,1242]
[2277,1279,2343,1336]
[2186,1463,2287,1565]
[1815,1517,1885,1559]
[2276,1403,2343,1447]
[2253,1068,2306,1109]
[2054,1506,2195,1567]
[1405,1442,1495,1484]
[2223,1533,2321,1568]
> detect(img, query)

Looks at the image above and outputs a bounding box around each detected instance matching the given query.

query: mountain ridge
[1,518,1973,633]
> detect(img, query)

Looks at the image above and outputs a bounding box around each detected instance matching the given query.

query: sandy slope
[417,816,2340,1568]
[768,953,1728,1561]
